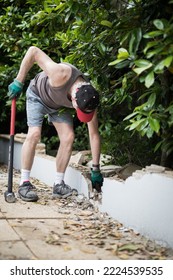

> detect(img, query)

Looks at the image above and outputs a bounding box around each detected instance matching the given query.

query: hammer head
[4,191,16,203]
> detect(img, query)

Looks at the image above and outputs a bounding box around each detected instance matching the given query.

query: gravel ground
[0,163,173,260]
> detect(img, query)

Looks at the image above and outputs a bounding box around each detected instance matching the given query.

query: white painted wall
[31,155,89,197]
[0,136,89,197]
[101,175,173,248]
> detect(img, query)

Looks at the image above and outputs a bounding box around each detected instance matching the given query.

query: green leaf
[146,127,154,138]
[97,43,106,55]
[165,104,173,114]
[146,46,165,59]
[154,140,164,152]
[153,19,164,30]
[123,111,138,120]
[143,30,163,38]
[108,58,126,66]
[164,56,173,68]
[115,60,130,69]
[138,91,151,101]
[128,29,142,55]
[139,119,148,131]
[134,59,152,68]
[145,71,154,88]
[100,20,112,28]
[139,75,146,83]
[134,102,148,112]
[154,57,173,73]
[129,119,146,130]
[133,64,152,75]
[122,76,127,89]
[133,67,145,75]
[117,48,129,59]
[141,127,148,136]
[120,32,130,46]
[130,28,142,54]
[148,118,160,133]
[162,140,173,154]
[143,41,158,54]
[147,92,156,108]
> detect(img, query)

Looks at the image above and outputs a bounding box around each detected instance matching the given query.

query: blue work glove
[8,79,24,99]
[91,169,104,193]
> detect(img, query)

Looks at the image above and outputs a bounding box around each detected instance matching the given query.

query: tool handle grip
[10,98,16,136]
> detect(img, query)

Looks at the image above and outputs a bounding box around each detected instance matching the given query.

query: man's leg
[21,126,41,171]
[52,121,78,198]
[53,122,74,174]
[18,126,41,202]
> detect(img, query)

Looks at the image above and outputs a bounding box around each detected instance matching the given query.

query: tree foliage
[108,0,173,167]
[0,0,173,167]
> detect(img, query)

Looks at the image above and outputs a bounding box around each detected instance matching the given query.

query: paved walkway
[0,164,173,260]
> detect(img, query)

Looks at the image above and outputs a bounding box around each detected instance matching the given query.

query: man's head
[72,84,100,123]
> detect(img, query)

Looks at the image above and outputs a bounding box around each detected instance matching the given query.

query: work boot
[53,181,78,198]
[18,181,38,202]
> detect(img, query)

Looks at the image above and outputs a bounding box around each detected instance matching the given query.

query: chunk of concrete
[117,163,142,180]
[145,164,166,173]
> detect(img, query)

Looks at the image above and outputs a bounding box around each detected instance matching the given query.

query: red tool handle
[7,98,16,194]
[10,98,16,135]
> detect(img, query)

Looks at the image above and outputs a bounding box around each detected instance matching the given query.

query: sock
[20,169,30,185]
[54,172,64,185]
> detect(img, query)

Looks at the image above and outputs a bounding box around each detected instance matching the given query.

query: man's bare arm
[16,46,54,82]
[15,46,71,87]
[87,111,101,165]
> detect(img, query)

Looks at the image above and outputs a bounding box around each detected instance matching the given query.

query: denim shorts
[26,88,73,127]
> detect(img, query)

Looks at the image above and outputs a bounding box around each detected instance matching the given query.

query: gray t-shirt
[29,62,88,109]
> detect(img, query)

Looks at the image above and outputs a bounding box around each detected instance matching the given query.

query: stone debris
[15,133,27,142]
[145,164,166,173]
[132,164,173,180]
[35,143,46,154]
[87,154,113,168]
[15,133,46,154]
[69,151,173,181]
[116,163,142,180]
[132,169,146,179]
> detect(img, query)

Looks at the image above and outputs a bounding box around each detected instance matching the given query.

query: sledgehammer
[4,98,16,203]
